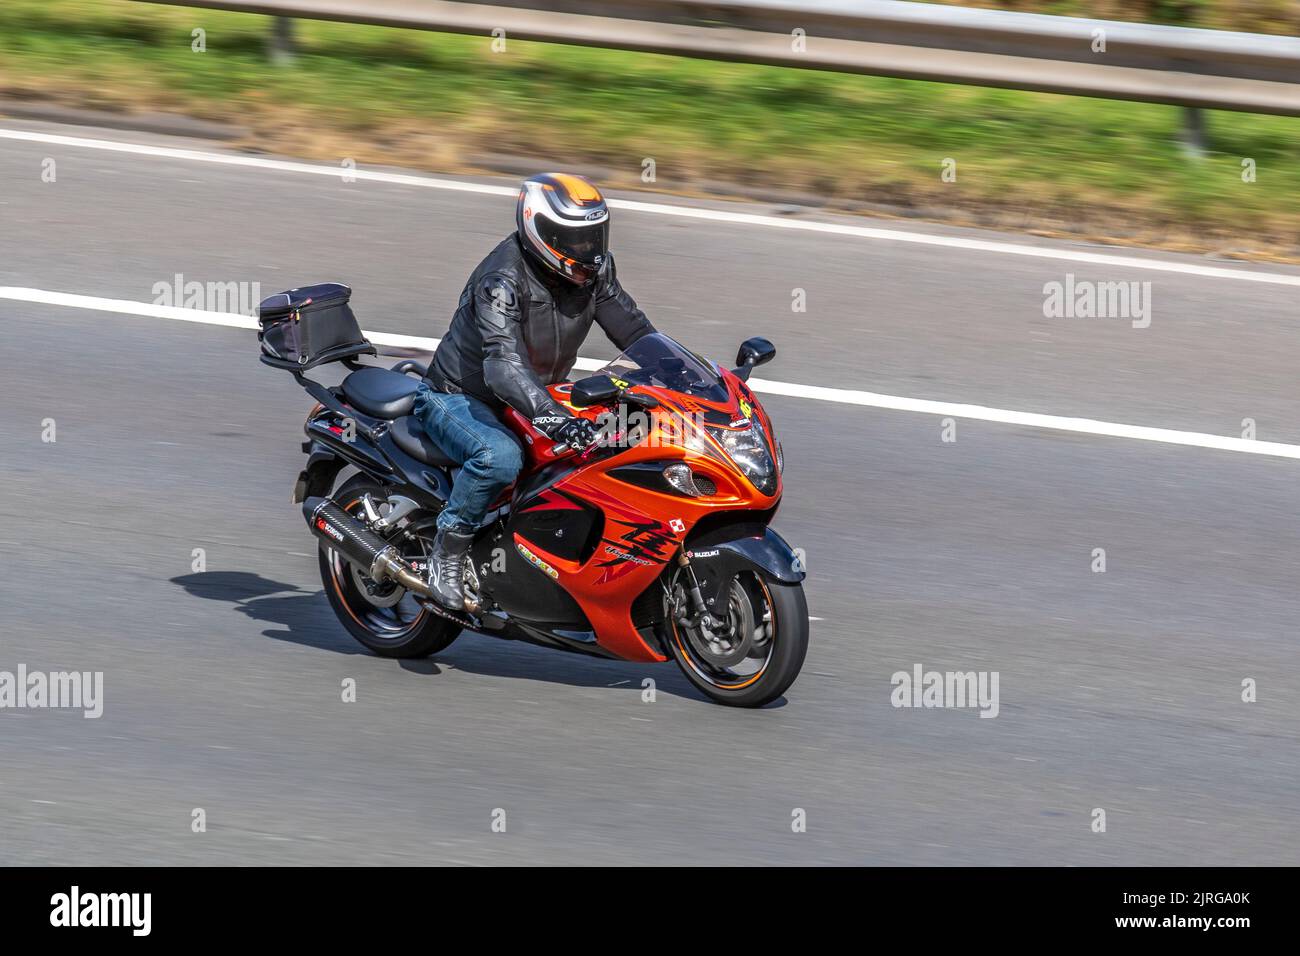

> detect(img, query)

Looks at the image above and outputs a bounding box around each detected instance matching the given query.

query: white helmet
[516,173,610,286]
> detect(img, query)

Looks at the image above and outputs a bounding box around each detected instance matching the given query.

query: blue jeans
[411,386,524,534]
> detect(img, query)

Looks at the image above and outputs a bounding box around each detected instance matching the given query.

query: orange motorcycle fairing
[500,372,782,663]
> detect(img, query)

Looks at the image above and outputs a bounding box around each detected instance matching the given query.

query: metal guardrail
[133,0,1300,116]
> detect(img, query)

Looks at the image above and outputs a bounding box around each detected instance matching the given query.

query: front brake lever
[578,439,606,461]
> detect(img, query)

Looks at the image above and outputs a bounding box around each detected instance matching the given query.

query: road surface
[1,119,1297,865]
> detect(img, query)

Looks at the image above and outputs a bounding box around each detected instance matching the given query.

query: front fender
[685,527,804,613]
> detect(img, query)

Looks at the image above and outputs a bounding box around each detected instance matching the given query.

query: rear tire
[318,475,460,658]
[661,573,808,708]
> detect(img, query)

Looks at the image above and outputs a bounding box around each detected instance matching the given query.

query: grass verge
[2,0,1298,259]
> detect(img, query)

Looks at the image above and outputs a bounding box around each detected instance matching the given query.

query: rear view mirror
[570,374,622,407]
[733,337,776,381]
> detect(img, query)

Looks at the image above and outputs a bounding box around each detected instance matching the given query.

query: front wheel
[661,571,808,708]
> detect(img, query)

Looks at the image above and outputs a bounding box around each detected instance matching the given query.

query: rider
[415,173,656,610]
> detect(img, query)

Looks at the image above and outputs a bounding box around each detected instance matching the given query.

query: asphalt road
[1,119,1297,865]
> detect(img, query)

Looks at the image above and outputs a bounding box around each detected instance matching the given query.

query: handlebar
[550,389,660,457]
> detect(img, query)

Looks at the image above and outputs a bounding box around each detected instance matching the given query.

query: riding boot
[428,528,474,611]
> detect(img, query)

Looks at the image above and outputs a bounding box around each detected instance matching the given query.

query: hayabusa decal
[602,544,654,566]
[597,517,678,569]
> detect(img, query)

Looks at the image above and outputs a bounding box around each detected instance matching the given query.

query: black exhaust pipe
[303,496,430,597]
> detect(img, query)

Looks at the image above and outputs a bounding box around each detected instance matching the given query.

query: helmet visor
[537,217,609,267]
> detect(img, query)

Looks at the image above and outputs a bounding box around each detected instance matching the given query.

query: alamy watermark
[50,886,150,936]
[152,273,261,315]
[0,665,103,718]
[1043,273,1151,329]
[891,663,999,718]
[592,405,712,449]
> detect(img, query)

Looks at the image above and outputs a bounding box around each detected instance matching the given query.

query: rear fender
[292,443,347,504]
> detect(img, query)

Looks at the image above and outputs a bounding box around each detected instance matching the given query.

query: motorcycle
[258,283,808,707]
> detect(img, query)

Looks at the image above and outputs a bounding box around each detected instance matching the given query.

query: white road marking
[4,285,1298,461]
[2,285,258,329]
[2,127,1299,288]
[745,375,1300,459]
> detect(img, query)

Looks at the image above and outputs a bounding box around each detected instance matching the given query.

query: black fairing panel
[512,457,582,508]
[304,415,452,506]
[469,530,588,625]
[512,489,603,564]
[306,417,393,476]
[377,435,454,505]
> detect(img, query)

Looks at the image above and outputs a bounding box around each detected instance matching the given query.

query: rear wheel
[317,476,460,658]
[661,571,808,708]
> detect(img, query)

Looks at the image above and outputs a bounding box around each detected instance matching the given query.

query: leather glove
[536,415,600,450]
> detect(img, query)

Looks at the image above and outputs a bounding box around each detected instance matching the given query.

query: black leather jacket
[425,235,655,422]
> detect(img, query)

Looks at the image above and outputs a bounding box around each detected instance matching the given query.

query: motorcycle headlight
[755,415,783,477]
[706,422,777,495]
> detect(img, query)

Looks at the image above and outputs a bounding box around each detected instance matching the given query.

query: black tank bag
[258,282,375,370]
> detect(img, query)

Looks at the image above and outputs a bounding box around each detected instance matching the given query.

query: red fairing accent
[519,487,583,513]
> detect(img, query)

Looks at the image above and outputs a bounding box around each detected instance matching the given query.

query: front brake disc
[687,579,755,669]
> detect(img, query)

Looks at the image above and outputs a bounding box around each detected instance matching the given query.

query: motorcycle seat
[390,415,458,469]
[340,366,422,419]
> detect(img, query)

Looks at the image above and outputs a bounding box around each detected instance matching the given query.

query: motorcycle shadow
[172,570,360,655]
[170,571,712,703]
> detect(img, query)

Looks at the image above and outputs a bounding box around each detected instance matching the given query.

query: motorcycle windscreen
[596,332,730,403]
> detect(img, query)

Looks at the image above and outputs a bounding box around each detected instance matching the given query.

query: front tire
[317,475,460,658]
[661,572,808,708]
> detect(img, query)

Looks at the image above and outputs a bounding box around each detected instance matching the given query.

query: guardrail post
[269,16,295,65]
[1179,107,1208,157]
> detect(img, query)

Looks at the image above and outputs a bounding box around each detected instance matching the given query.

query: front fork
[674,552,722,631]
[672,526,805,626]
